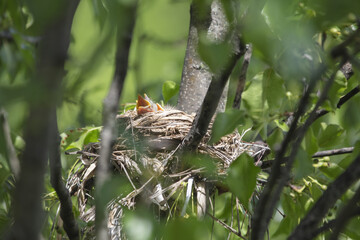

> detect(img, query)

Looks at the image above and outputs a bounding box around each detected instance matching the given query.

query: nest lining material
[66,109,270,239]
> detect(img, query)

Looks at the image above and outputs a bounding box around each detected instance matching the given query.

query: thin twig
[207,212,247,240]
[49,109,79,240]
[261,146,355,169]
[227,194,234,240]
[314,85,360,121]
[312,147,354,158]
[233,44,252,109]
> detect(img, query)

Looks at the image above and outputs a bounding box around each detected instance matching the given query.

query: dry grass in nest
[66,109,270,239]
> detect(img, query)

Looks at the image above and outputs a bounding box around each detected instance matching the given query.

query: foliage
[1,0,360,239]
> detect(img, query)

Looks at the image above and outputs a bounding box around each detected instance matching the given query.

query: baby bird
[136,94,164,115]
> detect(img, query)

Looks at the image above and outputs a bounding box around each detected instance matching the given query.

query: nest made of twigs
[66,109,270,239]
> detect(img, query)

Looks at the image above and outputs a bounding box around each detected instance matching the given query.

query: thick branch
[49,110,79,240]
[181,44,241,152]
[95,4,137,240]
[289,154,360,240]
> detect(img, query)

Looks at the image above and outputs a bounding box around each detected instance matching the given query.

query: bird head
[136,94,164,115]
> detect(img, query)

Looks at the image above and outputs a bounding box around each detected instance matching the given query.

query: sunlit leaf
[162,81,180,103]
[63,127,102,150]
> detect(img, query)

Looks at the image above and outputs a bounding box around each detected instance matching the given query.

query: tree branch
[0,109,20,179]
[49,110,79,240]
[252,26,360,239]
[181,43,242,152]
[95,3,137,239]
[207,212,246,240]
[233,44,252,109]
[329,186,360,240]
[8,0,79,239]
[261,147,355,169]
[289,154,360,240]
[251,64,327,240]
[312,147,354,158]
[313,85,360,121]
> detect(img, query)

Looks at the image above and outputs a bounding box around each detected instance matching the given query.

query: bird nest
[66,109,270,239]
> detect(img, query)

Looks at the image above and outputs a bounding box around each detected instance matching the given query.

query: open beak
[136,94,164,115]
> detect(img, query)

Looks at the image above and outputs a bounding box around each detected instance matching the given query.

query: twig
[49,110,79,240]
[314,85,360,121]
[0,109,20,179]
[289,154,360,240]
[337,85,360,108]
[95,3,137,239]
[0,30,41,44]
[236,197,241,233]
[312,147,354,158]
[207,212,247,240]
[233,44,252,109]
[227,194,234,240]
[261,147,355,169]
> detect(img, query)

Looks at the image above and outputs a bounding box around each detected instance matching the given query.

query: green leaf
[209,109,244,144]
[274,119,289,132]
[319,162,344,180]
[293,147,313,180]
[198,34,232,74]
[262,68,286,111]
[162,81,180,103]
[226,154,260,209]
[318,124,344,148]
[64,127,102,150]
[304,127,318,156]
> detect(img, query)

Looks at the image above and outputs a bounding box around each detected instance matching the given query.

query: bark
[8,0,79,239]
[177,0,231,114]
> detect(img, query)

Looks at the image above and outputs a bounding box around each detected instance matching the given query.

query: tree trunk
[177,0,230,114]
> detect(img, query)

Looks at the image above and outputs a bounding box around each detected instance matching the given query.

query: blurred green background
[60,0,190,130]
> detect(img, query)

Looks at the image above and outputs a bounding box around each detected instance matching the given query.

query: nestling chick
[136,94,165,115]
